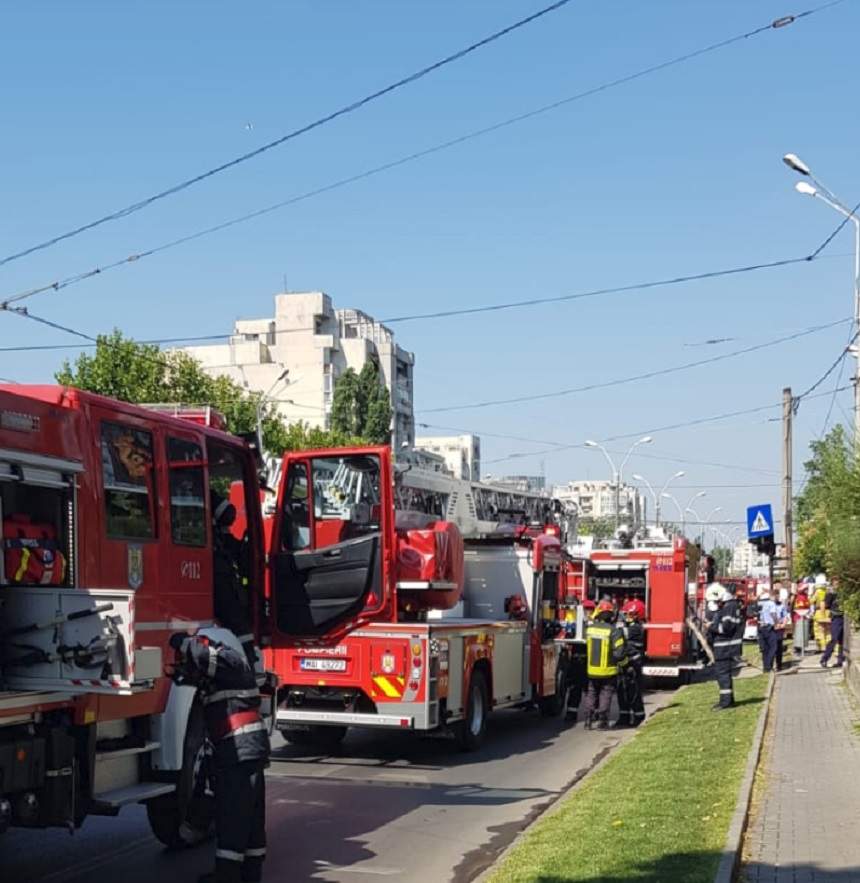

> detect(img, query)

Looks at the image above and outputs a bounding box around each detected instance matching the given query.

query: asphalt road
[1,691,672,883]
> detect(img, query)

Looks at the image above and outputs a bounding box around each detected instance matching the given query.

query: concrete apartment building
[552,479,645,525]
[730,540,771,577]
[414,434,481,481]
[181,291,416,449]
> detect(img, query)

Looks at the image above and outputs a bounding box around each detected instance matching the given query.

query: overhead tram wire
[0,0,577,269]
[0,4,843,311]
[416,420,781,475]
[419,318,850,414]
[5,304,848,415]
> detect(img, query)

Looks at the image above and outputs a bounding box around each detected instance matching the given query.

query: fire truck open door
[269,446,395,641]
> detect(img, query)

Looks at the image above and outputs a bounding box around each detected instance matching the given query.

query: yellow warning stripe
[373,675,402,698]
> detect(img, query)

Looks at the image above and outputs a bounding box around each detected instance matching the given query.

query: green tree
[55,330,353,455]
[712,545,733,577]
[577,517,616,541]
[330,361,392,444]
[794,424,860,620]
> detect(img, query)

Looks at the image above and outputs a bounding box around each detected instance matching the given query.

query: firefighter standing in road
[706,583,743,710]
[617,599,646,728]
[170,633,270,883]
[583,600,628,730]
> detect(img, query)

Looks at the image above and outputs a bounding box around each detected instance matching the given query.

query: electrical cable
[0,4,842,310]
[419,318,849,413]
[794,328,860,401]
[0,0,577,269]
[808,196,860,259]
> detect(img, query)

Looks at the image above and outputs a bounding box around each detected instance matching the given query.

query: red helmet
[594,599,616,620]
[622,599,646,622]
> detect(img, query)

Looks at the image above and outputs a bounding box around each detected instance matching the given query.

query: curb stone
[713,671,776,883]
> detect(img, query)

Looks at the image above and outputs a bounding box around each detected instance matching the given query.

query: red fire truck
[267,449,574,749]
[563,532,704,680]
[0,386,350,841]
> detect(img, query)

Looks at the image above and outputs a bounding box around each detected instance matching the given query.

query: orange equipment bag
[3,514,67,586]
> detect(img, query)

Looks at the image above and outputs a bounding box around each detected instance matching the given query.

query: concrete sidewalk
[741,660,860,882]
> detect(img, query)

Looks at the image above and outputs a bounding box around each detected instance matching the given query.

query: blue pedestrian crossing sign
[747,504,774,538]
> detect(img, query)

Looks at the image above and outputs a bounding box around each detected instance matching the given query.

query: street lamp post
[657,471,685,526]
[785,153,860,444]
[632,474,657,528]
[682,491,706,539]
[702,506,723,550]
[586,436,653,528]
[661,493,684,534]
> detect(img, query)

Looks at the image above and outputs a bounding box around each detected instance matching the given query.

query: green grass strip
[490,675,768,883]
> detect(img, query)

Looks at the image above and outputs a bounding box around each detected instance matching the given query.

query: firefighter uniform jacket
[174,636,270,768]
[625,621,646,666]
[707,599,743,661]
[586,621,627,678]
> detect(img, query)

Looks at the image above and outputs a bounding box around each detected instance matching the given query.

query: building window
[101,422,156,540]
[168,437,206,547]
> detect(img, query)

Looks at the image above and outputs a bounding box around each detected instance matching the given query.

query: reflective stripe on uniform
[203,687,260,705]
[207,647,219,678]
[223,720,267,739]
[216,849,244,862]
[714,638,743,647]
[237,633,254,644]
[719,689,733,694]
[245,848,267,858]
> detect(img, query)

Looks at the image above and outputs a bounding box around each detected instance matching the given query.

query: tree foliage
[794,424,860,620]
[712,545,733,577]
[577,517,616,541]
[55,330,361,455]
[330,361,392,444]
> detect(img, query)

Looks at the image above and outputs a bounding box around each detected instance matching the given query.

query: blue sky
[2,0,858,541]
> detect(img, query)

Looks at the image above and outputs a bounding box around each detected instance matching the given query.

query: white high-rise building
[552,479,645,525]
[181,291,415,449]
[414,434,481,481]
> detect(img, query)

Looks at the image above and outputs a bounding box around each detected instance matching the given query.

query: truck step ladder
[91,782,176,813]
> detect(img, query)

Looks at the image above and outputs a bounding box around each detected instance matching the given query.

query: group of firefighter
[567,597,648,730]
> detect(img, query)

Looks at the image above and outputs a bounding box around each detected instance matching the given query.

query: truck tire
[539,660,569,718]
[455,669,489,752]
[282,725,347,750]
[147,701,214,849]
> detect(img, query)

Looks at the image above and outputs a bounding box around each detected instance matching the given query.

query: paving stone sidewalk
[741,662,860,882]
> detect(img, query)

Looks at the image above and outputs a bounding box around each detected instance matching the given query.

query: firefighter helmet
[622,599,646,622]
[594,599,616,621]
[705,583,725,603]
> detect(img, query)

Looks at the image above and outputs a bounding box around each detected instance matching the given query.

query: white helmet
[814,574,828,587]
[705,582,725,603]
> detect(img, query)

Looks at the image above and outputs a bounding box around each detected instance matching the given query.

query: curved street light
[586,436,653,527]
[785,152,860,443]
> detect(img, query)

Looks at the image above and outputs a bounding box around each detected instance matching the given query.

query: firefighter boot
[597,717,609,731]
[584,714,593,731]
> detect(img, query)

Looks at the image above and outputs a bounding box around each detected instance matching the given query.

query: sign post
[747,504,776,588]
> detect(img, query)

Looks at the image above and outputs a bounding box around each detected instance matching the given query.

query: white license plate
[300,658,347,672]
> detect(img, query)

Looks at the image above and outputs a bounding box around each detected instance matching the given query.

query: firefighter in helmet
[616,598,646,728]
[169,632,269,883]
[706,583,743,710]
[583,599,628,729]
[211,491,255,668]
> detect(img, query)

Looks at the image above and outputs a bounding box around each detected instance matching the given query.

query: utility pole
[782,386,793,583]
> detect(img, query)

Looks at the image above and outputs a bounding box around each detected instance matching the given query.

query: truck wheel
[282,725,347,750]
[539,661,569,718]
[147,701,214,849]
[455,670,489,752]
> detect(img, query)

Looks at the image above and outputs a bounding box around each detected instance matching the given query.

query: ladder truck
[267,452,579,749]
[0,386,367,840]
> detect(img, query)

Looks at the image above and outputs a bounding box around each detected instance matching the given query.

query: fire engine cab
[268,450,575,749]
[0,386,354,841]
